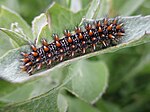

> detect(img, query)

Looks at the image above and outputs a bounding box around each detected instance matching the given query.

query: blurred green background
[0,0,150,112]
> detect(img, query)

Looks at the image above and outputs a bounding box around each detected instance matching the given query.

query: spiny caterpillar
[20,18,125,75]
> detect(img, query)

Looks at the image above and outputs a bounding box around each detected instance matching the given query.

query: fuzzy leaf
[65,93,100,112]
[64,60,109,104]
[0,6,33,40]
[0,28,28,46]
[0,31,14,56]
[57,93,68,112]
[119,0,145,16]
[85,0,101,19]
[0,89,59,112]
[46,3,87,36]
[32,13,48,45]
[85,0,110,19]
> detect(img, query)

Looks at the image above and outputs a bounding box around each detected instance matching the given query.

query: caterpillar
[20,18,125,75]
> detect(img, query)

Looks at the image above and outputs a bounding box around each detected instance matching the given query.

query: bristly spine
[20,18,125,75]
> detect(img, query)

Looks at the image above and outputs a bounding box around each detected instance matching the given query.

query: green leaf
[70,0,82,13]
[0,6,33,40]
[119,0,145,16]
[0,74,60,104]
[65,93,99,112]
[64,60,109,103]
[31,2,87,45]
[17,0,54,24]
[57,93,68,112]
[95,0,110,18]
[0,46,29,83]
[0,89,59,112]
[46,3,87,36]
[38,25,52,42]
[0,61,94,111]
[0,28,28,46]
[85,0,101,19]
[0,80,19,107]
[96,100,121,112]
[111,0,145,16]
[85,0,110,19]
[32,13,48,45]
[0,0,20,13]
[0,67,64,107]
[0,31,14,56]
[0,62,102,111]
[133,0,150,16]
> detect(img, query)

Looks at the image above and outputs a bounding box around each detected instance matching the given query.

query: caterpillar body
[20,18,125,75]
